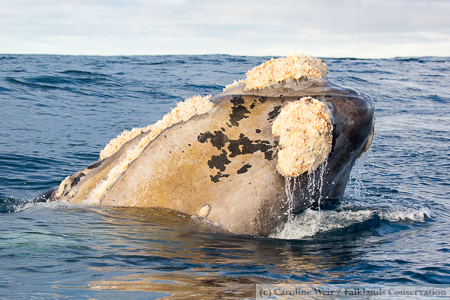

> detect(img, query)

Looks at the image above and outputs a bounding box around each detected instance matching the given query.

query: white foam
[270,208,374,239]
[5,198,83,214]
[379,206,432,223]
[8,201,36,213]
[270,206,433,240]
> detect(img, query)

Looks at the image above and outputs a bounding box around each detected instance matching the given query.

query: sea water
[0,55,449,299]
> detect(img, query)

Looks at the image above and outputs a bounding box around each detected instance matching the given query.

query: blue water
[0,55,449,299]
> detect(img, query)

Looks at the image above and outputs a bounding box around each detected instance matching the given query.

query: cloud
[0,0,449,57]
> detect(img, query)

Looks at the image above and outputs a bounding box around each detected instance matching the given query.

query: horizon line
[1,52,448,60]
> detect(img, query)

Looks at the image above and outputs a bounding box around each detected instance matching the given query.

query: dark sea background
[0,54,449,299]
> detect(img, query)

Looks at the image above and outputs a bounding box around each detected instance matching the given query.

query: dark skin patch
[198,130,275,177]
[87,160,102,170]
[197,131,229,150]
[71,172,86,188]
[210,172,230,183]
[264,150,274,161]
[207,150,231,172]
[237,163,252,174]
[227,133,273,159]
[230,95,245,105]
[267,105,282,121]
[229,96,250,126]
[198,97,278,177]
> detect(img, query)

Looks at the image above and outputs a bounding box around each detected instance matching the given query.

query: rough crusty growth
[100,126,152,160]
[244,53,328,91]
[272,97,333,177]
[55,175,70,199]
[223,79,244,91]
[99,95,213,160]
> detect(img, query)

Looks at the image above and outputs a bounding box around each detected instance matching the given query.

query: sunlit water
[1,55,449,299]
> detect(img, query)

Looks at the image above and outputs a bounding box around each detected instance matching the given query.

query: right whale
[38,54,375,237]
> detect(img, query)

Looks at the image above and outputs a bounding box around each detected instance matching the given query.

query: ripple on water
[0,55,449,298]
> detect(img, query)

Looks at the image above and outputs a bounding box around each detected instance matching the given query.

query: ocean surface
[0,54,449,299]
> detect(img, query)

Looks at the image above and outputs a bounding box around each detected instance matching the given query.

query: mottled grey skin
[36,78,374,237]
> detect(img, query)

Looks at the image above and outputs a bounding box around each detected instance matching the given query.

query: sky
[1,0,449,58]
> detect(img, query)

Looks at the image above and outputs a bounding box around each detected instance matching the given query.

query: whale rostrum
[38,54,374,237]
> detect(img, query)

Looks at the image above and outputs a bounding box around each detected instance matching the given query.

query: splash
[274,152,433,240]
[284,177,297,222]
[306,162,328,211]
[0,196,86,214]
[0,196,34,214]
[282,162,329,222]
[346,156,367,201]
[270,206,433,240]
[380,207,432,222]
[270,208,375,239]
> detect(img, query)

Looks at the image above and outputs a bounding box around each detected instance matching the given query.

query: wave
[0,196,33,214]
[6,73,112,89]
[270,206,433,240]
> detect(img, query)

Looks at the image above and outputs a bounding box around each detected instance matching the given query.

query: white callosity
[244,53,328,91]
[223,79,244,91]
[55,175,71,198]
[272,97,333,178]
[99,126,152,160]
[99,95,214,160]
